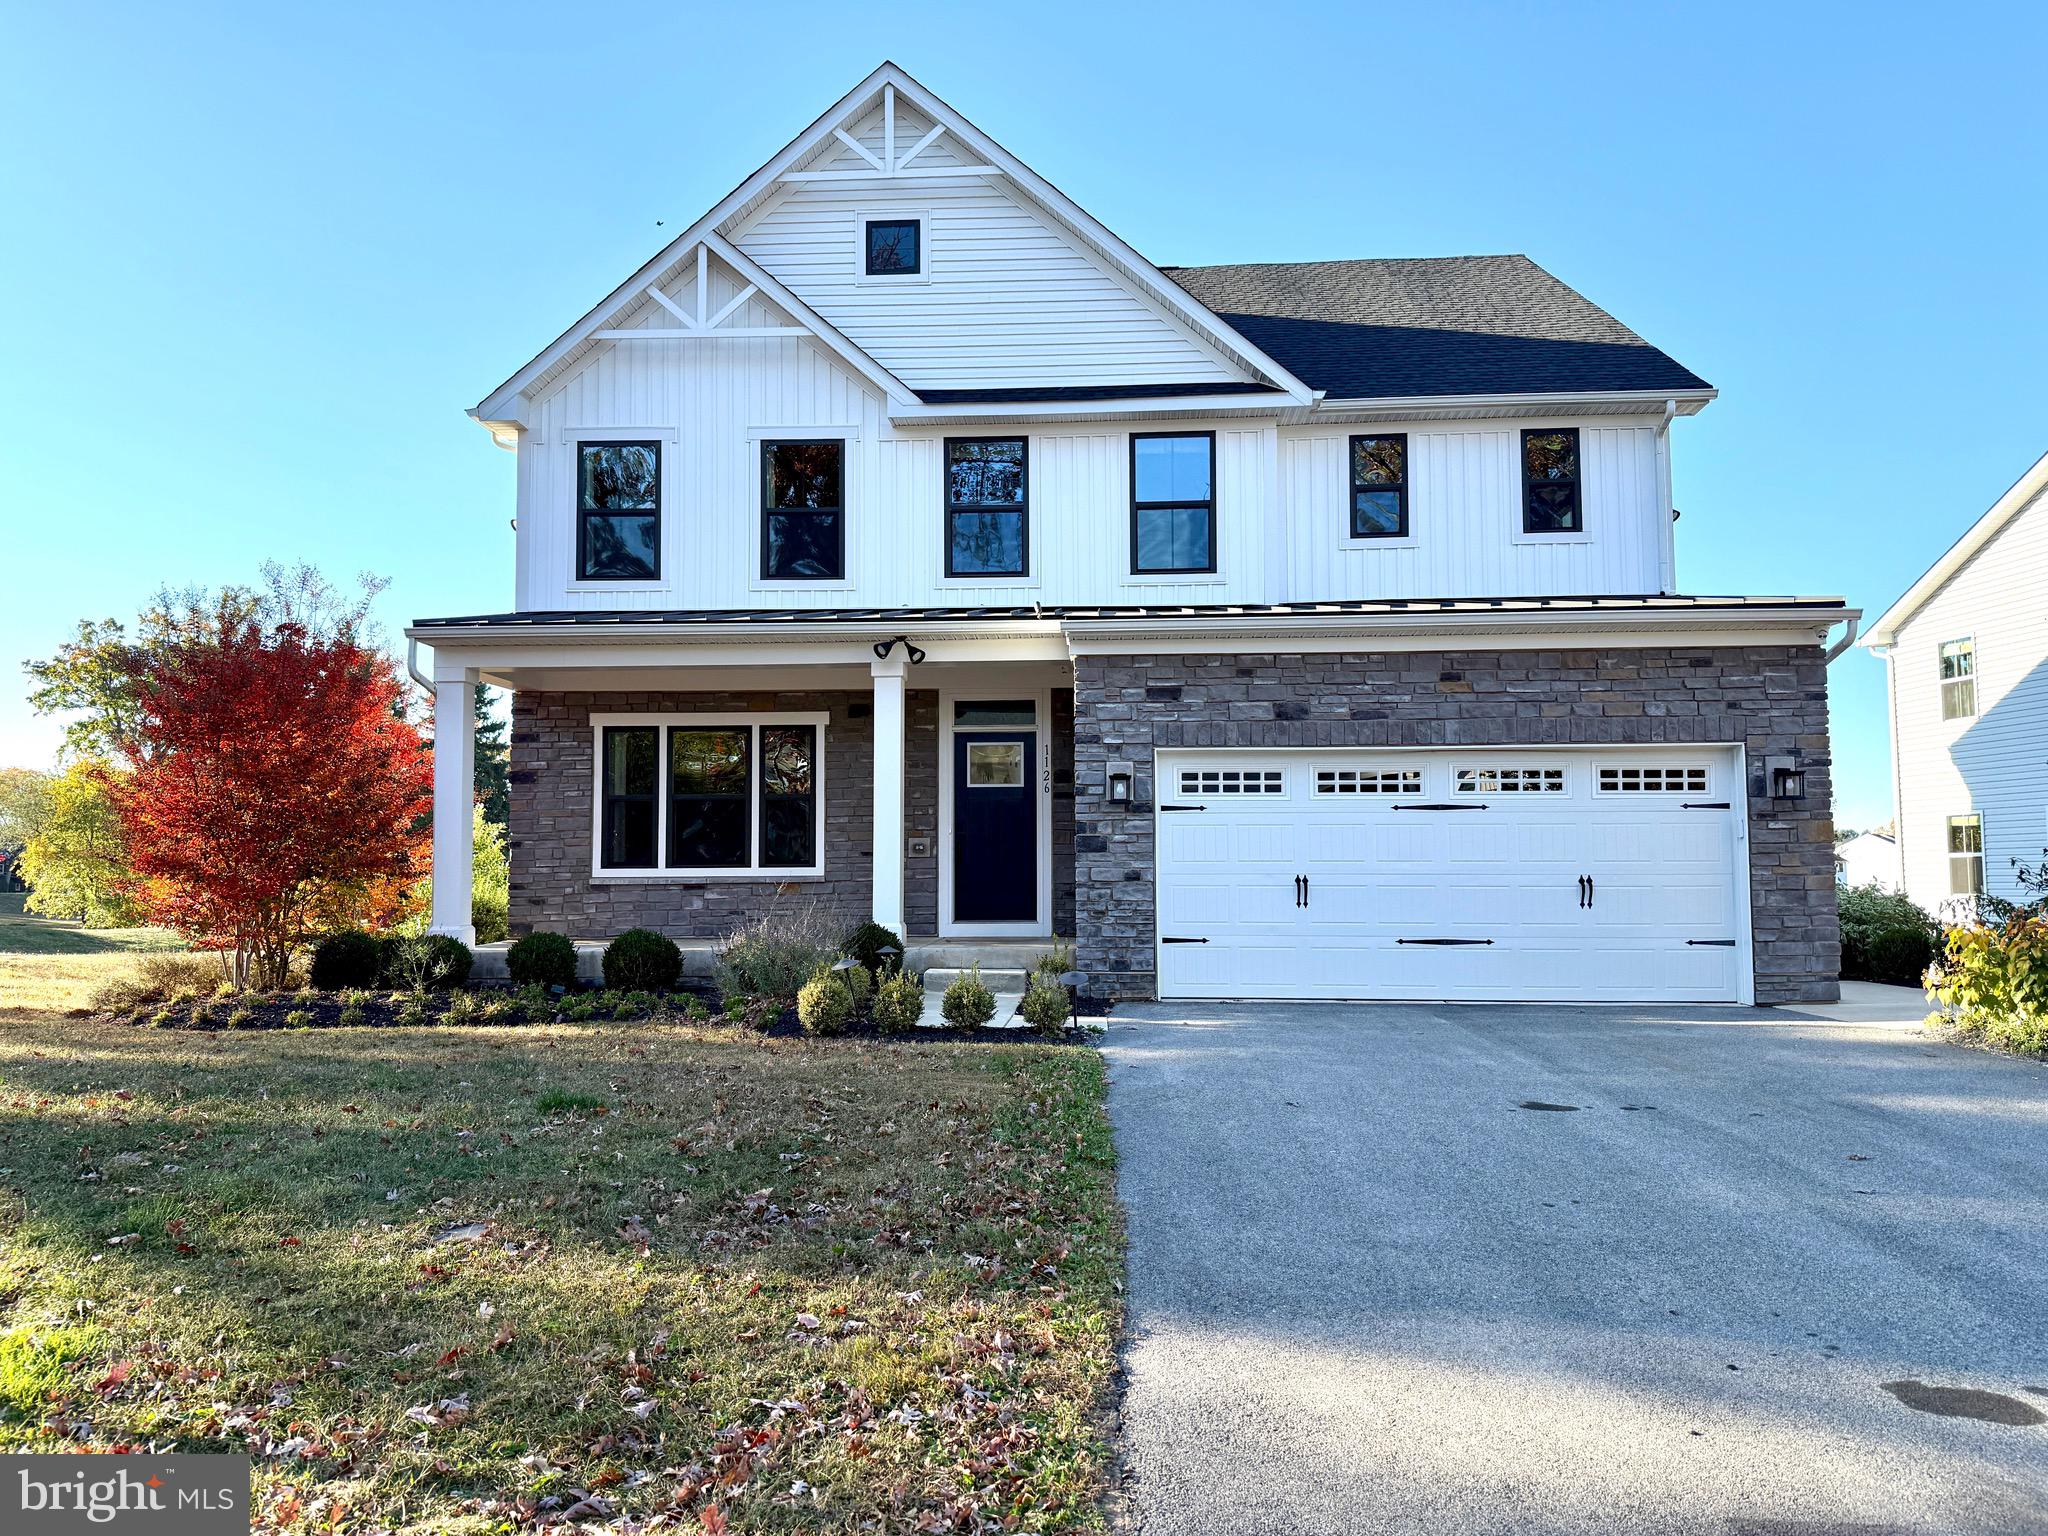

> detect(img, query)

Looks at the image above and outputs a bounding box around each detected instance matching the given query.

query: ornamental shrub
[797,968,854,1036]
[840,960,874,1005]
[1019,976,1070,1035]
[603,928,683,992]
[873,971,923,1035]
[842,920,905,976]
[715,905,839,1000]
[941,965,997,1028]
[1926,916,2048,1056]
[383,933,474,991]
[310,930,387,991]
[507,931,579,989]
[1838,884,1941,986]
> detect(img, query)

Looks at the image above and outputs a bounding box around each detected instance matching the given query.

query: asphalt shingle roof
[1163,255,1711,400]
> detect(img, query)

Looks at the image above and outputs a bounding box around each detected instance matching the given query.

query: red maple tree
[108,611,432,987]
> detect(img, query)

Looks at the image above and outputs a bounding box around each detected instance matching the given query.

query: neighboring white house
[1835,830,1902,892]
[408,62,1852,1006]
[1863,449,2048,916]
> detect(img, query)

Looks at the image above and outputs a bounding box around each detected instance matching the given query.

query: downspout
[1822,614,1860,663]
[406,637,433,695]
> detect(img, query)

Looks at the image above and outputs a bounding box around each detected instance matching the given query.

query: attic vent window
[865,219,921,275]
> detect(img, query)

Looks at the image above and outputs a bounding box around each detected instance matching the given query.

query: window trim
[1947,812,1985,898]
[1518,427,1584,537]
[759,438,848,584]
[574,437,663,584]
[590,712,827,881]
[1938,636,1978,721]
[856,209,930,283]
[943,435,1030,579]
[1348,433,1410,540]
[1129,430,1219,576]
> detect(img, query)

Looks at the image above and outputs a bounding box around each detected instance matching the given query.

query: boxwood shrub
[1838,884,1940,986]
[507,931,579,989]
[603,928,682,992]
[309,930,386,991]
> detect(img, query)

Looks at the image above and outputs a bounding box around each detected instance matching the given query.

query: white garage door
[1155,748,1747,1003]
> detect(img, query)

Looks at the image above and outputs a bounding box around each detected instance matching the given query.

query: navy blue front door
[953,731,1036,923]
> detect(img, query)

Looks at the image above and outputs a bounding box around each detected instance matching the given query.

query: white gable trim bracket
[781,83,1001,182]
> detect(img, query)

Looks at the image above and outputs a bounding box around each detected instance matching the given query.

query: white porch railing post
[870,655,909,935]
[429,671,477,944]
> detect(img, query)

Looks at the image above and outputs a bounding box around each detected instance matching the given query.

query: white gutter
[406,636,434,693]
[1307,386,1717,419]
[1822,615,1861,663]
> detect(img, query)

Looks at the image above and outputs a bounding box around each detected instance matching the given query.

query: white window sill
[1125,572,1229,585]
[1336,536,1419,553]
[1510,530,1595,547]
[592,870,825,883]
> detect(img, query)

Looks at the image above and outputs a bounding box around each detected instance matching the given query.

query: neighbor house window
[595,716,823,876]
[577,441,660,580]
[762,441,844,581]
[1350,434,1409,538]
[865,219,920,275]
[1948,814,1984,896]
[945,437,1028,576]
[1131,432,1216,573]
[1939,638,1977,720]
[1521,428,1582,533]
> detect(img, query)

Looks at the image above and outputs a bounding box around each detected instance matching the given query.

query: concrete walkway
[1103,1001,2048,1535]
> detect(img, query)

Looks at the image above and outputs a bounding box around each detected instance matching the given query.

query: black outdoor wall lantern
[1765,755,1806,800]
[1108,771,1133,806]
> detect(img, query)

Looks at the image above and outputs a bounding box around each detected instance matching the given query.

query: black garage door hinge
[1686,939,1738,947]
[1393,803,1488,811]
[1397,938,1496,946]
[1681,801,1731,810]
[1159,804,1207,813]
[1161,936,1209,945]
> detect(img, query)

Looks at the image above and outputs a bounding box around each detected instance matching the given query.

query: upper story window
[1350,434,1408,538]
[762,440,844,581]
[1947,813,1983,896]
[1521,429,1582,534]
[865,218,921,275]
[1939,638,1977,720]
[945,438,1028,577]
[1131,432,1216,574]
[598,717,822,876]
[577,442,659,580]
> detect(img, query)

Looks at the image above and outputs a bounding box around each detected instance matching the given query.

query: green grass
[0,1012,1122,1533]
[0,893,185,1013]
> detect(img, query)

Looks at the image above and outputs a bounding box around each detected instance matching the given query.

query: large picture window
[1521,428,1582,534]
[762,441,845,581]
[594,716,823,876]
[1349,434,1408,538]
[1130,431,1216,574]
[945,437,1028,576]
[577,441,660,580]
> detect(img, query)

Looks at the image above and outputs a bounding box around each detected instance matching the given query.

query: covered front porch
[409,614,1077,951]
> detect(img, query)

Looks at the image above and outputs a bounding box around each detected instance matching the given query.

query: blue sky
[4,1,2043,829]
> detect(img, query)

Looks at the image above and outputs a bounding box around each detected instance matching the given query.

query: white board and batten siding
[1887,479,2048,911]
[1279,423,1670,599]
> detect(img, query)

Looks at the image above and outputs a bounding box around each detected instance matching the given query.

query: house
[1834,829,1901,893]
[408,62,1851,1006]
[1862,449,2048,916]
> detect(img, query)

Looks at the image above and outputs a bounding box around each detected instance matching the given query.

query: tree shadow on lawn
[0,1017,1122,1531]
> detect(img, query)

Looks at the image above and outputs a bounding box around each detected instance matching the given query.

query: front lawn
[0,1011,1122,1533]
[0,892,185,1013]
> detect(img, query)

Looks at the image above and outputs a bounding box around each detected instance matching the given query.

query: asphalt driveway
[1103,1000,2048,1535]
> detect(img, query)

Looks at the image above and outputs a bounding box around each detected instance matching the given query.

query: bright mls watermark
[8,1455,249,1534]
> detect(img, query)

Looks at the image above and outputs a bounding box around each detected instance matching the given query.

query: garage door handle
[1398,938,1495,946]
[1161,936,1209,945]
[1577,875,1589,908]
[1393,803,1488,811]
[1586,875,1594,908]
[1294,875,1304,907]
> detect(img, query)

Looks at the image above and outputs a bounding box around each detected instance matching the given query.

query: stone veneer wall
[905,691,939,936]
[509,690,872,939]
[1071,647,1838,1005]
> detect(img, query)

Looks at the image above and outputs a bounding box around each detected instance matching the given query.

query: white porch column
[870,654,908,935]
[429,669,477,944]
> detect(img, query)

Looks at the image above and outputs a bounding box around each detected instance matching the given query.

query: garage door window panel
[1598,765,1708,794]
[1456,766,1567,795]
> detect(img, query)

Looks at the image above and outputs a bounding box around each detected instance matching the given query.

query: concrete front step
[472,936,1071,987]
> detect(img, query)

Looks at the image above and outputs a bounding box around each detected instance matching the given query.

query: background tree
[15,761,139,925]
[109,605,432,987]
[473,683,509,826]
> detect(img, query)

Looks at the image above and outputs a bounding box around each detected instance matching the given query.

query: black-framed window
[759,725,818,868]
[577,442,660,580]
[762,440,845,581]
[599,726,659,869]
[865,219,920,275]
[668,727,750,869]
[1350,434,1408,538]
[945,437,1028,577]
[1130,431,1216,574]
[1521,429,1582,534]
